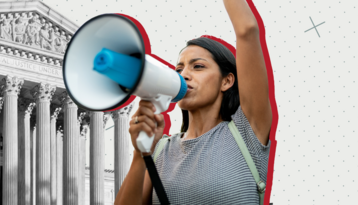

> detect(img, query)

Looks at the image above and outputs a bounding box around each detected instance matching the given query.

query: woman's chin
[177,101,196,111]
[177,100,189,110]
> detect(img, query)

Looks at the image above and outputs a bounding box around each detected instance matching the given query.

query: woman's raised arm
[223,0,272,146]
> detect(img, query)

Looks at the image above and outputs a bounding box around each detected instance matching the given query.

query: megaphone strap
[143,155,170,205]
[228,120,265,205]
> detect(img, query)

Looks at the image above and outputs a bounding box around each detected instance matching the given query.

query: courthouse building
[0,1,133,204]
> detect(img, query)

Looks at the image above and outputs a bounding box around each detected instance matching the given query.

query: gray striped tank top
[152,105,271,205]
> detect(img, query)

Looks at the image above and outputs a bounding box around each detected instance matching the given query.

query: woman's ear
[221,73,235,92]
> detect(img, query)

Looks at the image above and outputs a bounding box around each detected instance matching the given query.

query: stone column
[77,112,86,205]
[1,75,24,205]
[30,122,36,205]
[89,111,107,204]
[18,98,36,205]
[0,97,3,113]
[31,83,56,205]
[61,91,79,205]
[50,107,61,205]
[56,127,63,205]
[111,102,134,195]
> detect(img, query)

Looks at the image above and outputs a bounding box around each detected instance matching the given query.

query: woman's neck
[184,106,223,140]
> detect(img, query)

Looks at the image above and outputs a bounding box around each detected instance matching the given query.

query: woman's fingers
[155,114,165,129]
[130,115,156,132]
[129,119,155,137]
[132,104,155,122]
[139,122,155,137]
[139,100,156,112]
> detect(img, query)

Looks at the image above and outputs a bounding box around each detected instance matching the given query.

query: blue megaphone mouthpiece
[93,48,141,89]
[93,48,187,103]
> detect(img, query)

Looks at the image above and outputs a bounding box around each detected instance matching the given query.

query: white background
[32,0,358,204]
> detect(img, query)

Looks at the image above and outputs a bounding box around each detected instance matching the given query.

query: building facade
[0,1,132,204]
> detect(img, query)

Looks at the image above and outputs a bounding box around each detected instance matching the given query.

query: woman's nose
[180,67,190,80]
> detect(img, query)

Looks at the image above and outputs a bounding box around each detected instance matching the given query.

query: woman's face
[176,45,223,111]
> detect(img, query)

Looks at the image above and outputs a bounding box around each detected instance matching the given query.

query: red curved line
[245,1,279,204]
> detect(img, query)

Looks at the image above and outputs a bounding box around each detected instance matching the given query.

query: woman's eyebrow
[176,58,207,66]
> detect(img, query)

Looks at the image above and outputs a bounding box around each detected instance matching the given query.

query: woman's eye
[176,69,182,73]
[194,65,204,68]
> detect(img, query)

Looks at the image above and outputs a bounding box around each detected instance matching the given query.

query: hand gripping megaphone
[63,14,187,154]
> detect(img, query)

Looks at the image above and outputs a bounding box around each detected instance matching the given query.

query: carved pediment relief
[0,11,71,54]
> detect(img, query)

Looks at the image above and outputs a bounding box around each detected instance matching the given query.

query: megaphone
[63,14,187,153]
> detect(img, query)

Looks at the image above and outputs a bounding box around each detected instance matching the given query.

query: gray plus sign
[304,17,325,37]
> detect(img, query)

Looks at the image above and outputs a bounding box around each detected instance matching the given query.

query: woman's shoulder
[231,105,270,149]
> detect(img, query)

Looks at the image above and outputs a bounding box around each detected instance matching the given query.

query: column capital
[103,113,111,128]
[111,102,134,120]
[26,102,36,115]
[51,107,62,120]
[56,125,63,135]
[0,75,24,96]
[30,83,56,102]
[77,112,87,126]
[80,124,89,138]
[18,98,36,114]
[60,91,77,110]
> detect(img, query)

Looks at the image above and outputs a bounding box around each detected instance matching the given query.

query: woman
[115,0,272,204]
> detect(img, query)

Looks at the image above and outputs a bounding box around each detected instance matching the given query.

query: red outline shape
[245,1,279,204]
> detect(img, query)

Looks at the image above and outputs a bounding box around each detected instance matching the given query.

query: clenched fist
[128,100,165,155]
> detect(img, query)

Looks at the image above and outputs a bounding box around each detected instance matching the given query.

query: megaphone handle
[136,95,172,153]
[136,131,155,153]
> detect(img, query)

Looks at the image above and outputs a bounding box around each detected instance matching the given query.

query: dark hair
[180,36,240,132]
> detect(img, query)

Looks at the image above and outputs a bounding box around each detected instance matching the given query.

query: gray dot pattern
[152,106,271,204]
